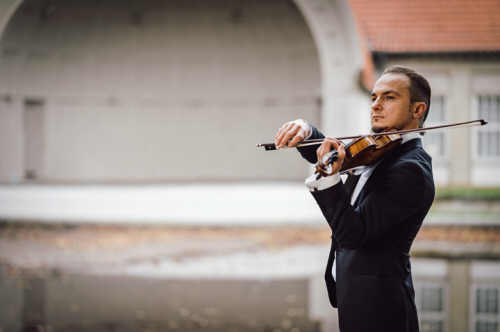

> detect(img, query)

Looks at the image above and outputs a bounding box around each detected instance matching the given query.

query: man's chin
[371,126,386,133]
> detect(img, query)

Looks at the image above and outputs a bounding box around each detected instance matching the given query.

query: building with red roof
[349,0,500,186]
[350,0,500,54]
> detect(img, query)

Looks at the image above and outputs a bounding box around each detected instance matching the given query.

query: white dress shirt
[304,132,421,281]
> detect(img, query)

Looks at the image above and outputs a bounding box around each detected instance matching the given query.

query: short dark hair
[382,66,431,127]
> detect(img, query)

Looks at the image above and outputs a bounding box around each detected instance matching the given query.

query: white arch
[294,0,368,136]
[0,0,23,38]
[0,0,368,136]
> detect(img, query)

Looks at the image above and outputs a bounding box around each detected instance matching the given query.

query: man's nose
[371,98,382,112]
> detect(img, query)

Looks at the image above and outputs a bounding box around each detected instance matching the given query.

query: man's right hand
[274,119,312,148]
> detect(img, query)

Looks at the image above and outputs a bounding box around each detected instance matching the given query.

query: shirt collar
[402,132,421,144]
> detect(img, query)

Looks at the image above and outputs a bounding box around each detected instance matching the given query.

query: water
[0,265,320,332]
[0,222,498,332]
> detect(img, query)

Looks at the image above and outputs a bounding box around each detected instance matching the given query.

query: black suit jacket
[298,127,435,332]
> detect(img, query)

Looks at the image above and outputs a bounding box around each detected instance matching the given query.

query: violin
[315,131,402,177]
[257,119,487,177]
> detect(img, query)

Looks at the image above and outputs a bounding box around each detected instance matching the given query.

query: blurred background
[0,0,499,331]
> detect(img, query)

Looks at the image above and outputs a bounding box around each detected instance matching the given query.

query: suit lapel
[330,174,360,249]
[353,138,422,206]
[344,173,361,199]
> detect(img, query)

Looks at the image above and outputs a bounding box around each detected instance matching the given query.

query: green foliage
[435,187,500,201]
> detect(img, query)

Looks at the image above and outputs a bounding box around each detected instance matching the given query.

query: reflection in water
[0,265,320,332]
[412,259,500,332]
[22,276,45,332]
[1,259,499,332]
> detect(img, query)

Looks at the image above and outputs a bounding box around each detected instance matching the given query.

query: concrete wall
[0,0,324,183]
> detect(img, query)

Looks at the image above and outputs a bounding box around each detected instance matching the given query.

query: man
[274,66,435,332]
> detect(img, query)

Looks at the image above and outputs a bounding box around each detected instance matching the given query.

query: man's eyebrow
[371,90,401,97]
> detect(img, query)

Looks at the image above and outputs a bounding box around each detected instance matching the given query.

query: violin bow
[257,119,488,151]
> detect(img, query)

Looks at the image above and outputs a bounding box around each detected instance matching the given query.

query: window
[472,285,500,332]
[23,98,45,181]
[422,285,444,311]
[415,282,447,332]
[423,96,447,159]
[476,95,500,158]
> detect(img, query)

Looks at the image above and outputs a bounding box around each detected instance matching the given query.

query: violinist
[274,66,435,332]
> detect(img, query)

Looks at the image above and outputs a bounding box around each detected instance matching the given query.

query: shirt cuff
[304,125,313,140]
[305,172,341,192]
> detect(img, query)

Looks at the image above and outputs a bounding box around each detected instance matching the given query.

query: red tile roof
[349,0,500,53]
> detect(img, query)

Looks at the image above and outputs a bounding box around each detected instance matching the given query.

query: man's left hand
[316,137,345,176]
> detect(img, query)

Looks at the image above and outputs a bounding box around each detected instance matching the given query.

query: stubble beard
[371,125,385,133]
[371,105,414,134]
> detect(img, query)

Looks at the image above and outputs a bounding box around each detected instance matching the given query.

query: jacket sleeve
[310,160,432,249]
[296,126,324,164]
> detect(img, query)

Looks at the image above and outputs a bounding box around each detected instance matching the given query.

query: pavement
[1,183,499,277]
[1,223,499,278]
[0,224,330,278]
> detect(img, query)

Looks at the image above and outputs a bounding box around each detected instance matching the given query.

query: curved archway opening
[0,0,364,184]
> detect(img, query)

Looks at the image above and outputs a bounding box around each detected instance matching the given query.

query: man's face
[370,73,415,133]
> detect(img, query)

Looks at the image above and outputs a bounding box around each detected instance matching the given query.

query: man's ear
[412,102,427,120]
